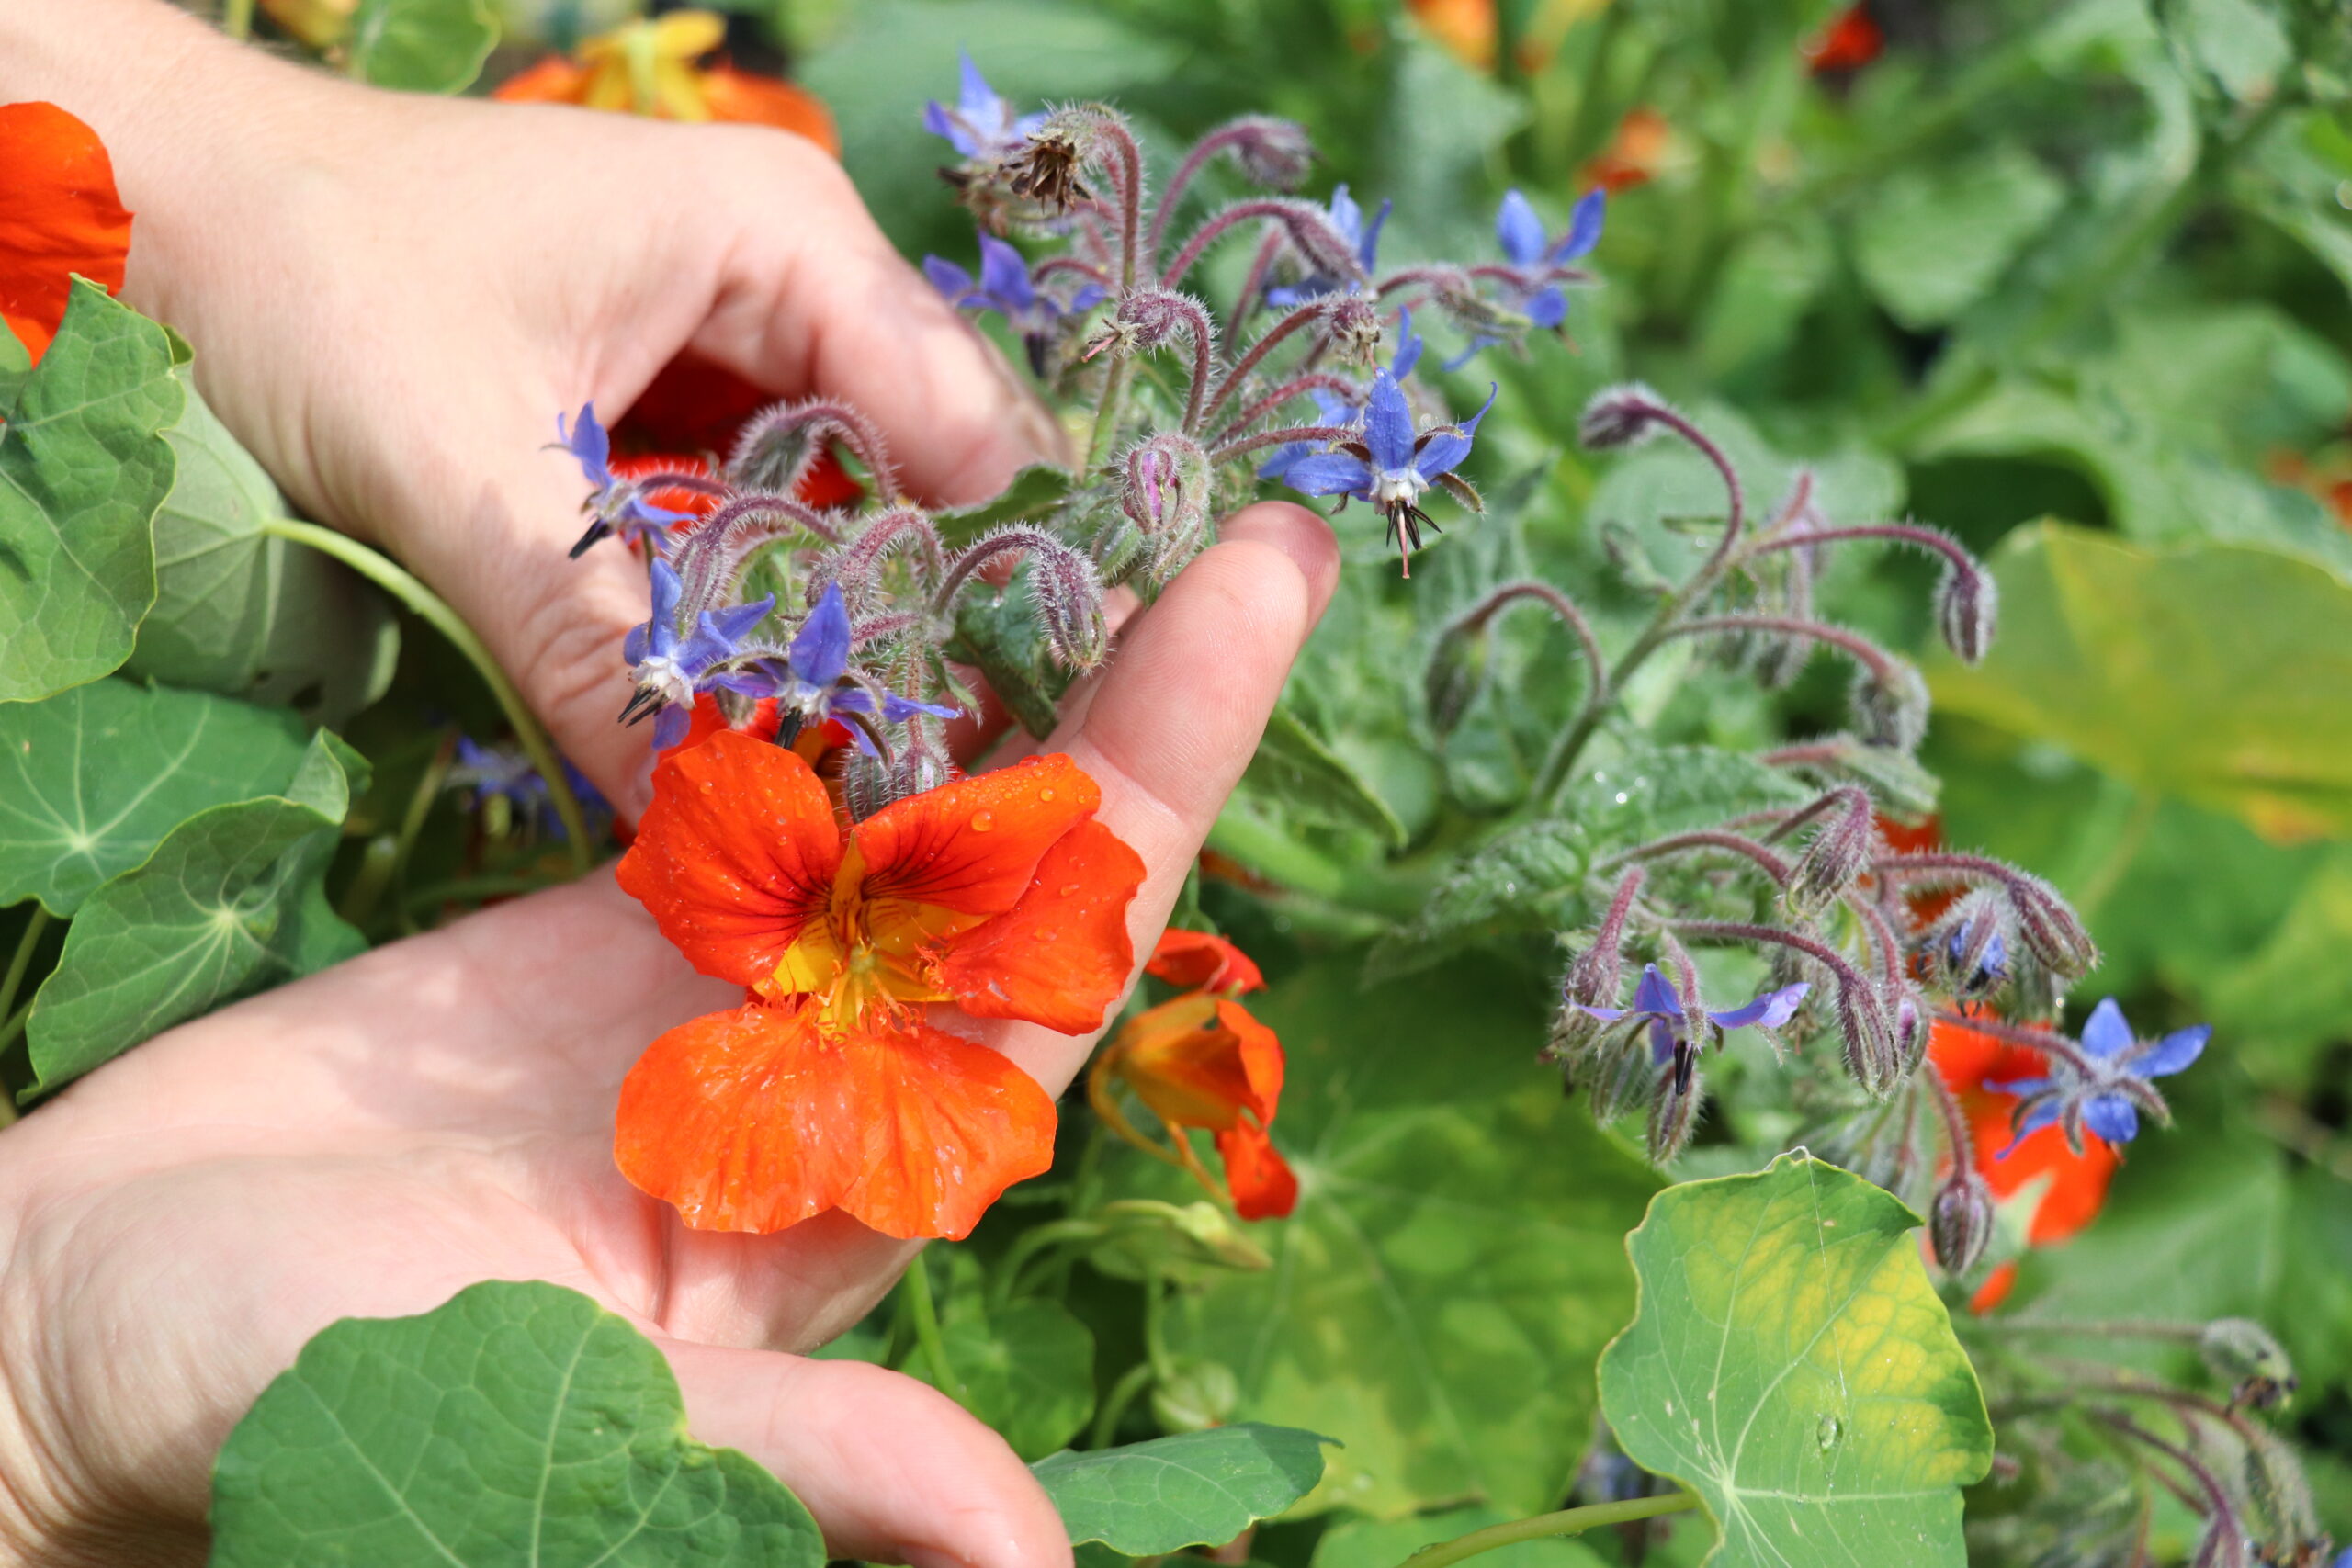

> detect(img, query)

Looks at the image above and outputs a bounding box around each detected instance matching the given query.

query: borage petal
[937,816,1143,1033]
[615,1003,1056,1239]
[616,730,842,986]
[1278,452,1374,500]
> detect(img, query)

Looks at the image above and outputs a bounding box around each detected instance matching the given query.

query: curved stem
[1927,1007,2106,1080]
[1200,302,1332,429]
[1661,615,1899,684]
[1087,353,1134,475]
[900,1253,964,1404]
[1601,830,1790,886]
[1210,423,1358,465]
[1394,1495,1699,1568]
[1206,372,1359,449]
[1089,1359,1156,1450]
[261,518,591,871]
[0,908,51,1030]
[1922,1066,1976,1170]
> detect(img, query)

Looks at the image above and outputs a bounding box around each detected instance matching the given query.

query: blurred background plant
[8,0,2352,1562]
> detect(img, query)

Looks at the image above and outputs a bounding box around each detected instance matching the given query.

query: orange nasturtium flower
[492,11,838,152]
[0,102,133,364]
[1803,5,1885,73]
[1929,1015,2120,1312]
[616,731,1143,1239]
[1582,107,1673,195]
[1091,931,1299,1221]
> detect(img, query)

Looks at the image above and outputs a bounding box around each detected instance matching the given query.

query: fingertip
[1213,501,1341,627]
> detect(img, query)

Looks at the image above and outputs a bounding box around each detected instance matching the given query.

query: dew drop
[971,810,995,832]
[1039,787,1057,802]
[1815,1414,1842,1450]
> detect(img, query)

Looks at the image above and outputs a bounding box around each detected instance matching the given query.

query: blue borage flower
[1272,366,1497,573]
[922,229,1105,377]
[621,559,776,751]
[1577,963,1810,1066]
[765,583,958,751]
[553,403,700,558]
[1993,997,2208,1152]
[1259,310,1425,483]
[1445,186,1605,369]
[922,51,1046,163]
[1264,183,1390,309]
[447,738,609,840]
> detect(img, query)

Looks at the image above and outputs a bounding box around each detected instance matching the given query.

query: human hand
[3,0,1055,819]
[0,502,1338,1567]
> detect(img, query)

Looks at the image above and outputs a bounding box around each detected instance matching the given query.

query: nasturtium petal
[0,278,181,701]
[24,729,367,1094]
[209,1279,825,1568]
[1597,1153,1993,1568]
[616,730,842,988]
[0,102,132,363]
[853,751,1099,923]
[0,679,311,916]
[615,1003,1056,1239]
[1031,1424,1335,1555]
[935,814,1142,1033]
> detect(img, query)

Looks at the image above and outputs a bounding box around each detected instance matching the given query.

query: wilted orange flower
[492,11,837,152]
[1803,6,1884,73]
[0,102,133,364]
[616,732,1143,1238]
[1583,107,1672,195]
[1930,1016,2120,1312]
[1092,931,1298,1221]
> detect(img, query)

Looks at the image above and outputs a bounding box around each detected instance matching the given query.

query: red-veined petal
[615,1002,1055,1239]
[1146,930,1264,995]
[938,817,1142,1034]
[0,102,132,363]
[617,730,842,987]
[852,753,1098,931]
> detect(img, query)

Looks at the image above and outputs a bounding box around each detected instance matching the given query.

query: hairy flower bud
[1836,978,1902,1098]
[2005,870,2100,980]
[1922,892,2011,1000]
[1930,1170,1995,1276]
[1210,115,1315,189]
[1578,383,1673,451]
[1583,1028,1657,1125]
[1120,434,1213,583]
[1785,787,1875,915]
[729,399,899,502]
[1849,657,1930,752]
[1645,1047,1702,1163]
[1031,541,1109,671]
[1318,294,1385,366]
[1006,126,1091,213]
[2201,1318,2296,1411]
[1423,620,1491,739]
[1892,986,1927,1077]
[1935,557,1998,664]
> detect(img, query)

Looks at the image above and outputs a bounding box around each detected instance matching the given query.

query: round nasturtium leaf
[210,1280,825,1568]
[1598,1153,1993,1568]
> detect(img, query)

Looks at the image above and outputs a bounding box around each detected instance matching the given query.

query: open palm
[0,504,1335,1568]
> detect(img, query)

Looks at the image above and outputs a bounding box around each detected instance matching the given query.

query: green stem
[0,1000,28,1057]
[1086,353,1134,477]
[0,908,51,1029]
[221,0,255,40]
[901,1253,965,1404]
[1395,1495,1700,1568]
[992,1218,1100,1313]
[1090,1360,1155,1450]
[261,519,592,873]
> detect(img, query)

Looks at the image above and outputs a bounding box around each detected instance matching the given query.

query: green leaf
[2166,0,2291,102]
[1694,220,1834,379]
[1311,1506,1605,1568]
[25,730,368,1092]
[933,464,1078,548]
[0,678,311,917]
[0,280,182,702]
[910,1296,1097,1462]
[1125,958,1660,1518]
[1598,1154,1993,1568]
[1031,1425,1333,1554]
[346,0,499,92]
[945,556,1075,739]
[1236,705,1408,848]
[1851,145,2066,330]
[124,384,399,727]
[210,1280,826,1567]
[0,319,28,412]
[1927,524,2352,840]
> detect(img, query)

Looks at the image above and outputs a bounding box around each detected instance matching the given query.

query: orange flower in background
[1582,107,1672,195]
[0,102,133,363]
[1930,1016,2120,1312]
[1803,6,1883,73]
[492,11,837,152]
[616,732,1143,1238]
[1407,0,1498,70]
[1093,931,1299,1221]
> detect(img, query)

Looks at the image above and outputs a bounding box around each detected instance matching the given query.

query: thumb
[662,1341,1073,1568]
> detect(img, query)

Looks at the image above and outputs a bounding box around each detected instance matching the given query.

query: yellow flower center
[763,846,963,1033]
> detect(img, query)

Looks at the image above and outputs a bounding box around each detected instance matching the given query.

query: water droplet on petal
[1039,787,1056,802]
[971,810,995,832]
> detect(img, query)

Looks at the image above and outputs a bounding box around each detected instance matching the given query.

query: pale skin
[0,6,1340,1564]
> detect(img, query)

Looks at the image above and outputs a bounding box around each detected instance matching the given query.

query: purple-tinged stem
[1664,615,1903,684]
[1209,423,1359,464]
[1739,522,1979,577]
[1205,372,1359,448]
[1200,300,1334,428]
[1161,199,1357,293]
[1927,1007,2107,1080]
[1603,830,1791,886]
